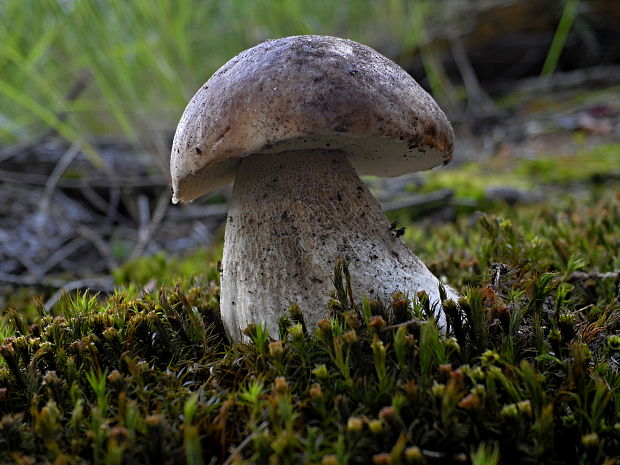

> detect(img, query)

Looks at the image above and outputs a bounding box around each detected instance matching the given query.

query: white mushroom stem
[221,150,454,341]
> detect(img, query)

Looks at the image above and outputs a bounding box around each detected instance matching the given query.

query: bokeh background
[1,0,619,308]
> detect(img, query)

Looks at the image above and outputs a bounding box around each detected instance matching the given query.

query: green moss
[1,188,618,464]
[423,162,530,200]
[112,249,221,287]
[515,144,620,184]
[416,143,620,214]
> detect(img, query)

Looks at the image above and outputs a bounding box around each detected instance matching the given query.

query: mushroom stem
[221,150,453,340]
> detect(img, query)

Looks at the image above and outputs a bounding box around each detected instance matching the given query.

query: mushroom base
[221,150,456,341]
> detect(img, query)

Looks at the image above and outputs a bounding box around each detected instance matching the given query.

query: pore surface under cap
[171,35,454,202]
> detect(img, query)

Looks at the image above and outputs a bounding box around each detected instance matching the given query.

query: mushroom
[170,35,457,341]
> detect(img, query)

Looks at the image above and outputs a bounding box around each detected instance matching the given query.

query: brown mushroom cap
[171,35,454,203]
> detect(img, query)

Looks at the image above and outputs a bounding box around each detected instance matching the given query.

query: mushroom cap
[171,35,454,203]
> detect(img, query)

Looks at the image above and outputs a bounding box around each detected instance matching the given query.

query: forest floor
[0,69,619,464]
[1,67,618,309]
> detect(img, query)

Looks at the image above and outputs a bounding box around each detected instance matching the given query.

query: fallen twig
[39,237,89,276]
[0,169,165,188]
[77,225,119,272]
[167,203,229,220]
[449,33,498,121]
[33,143,83,270]
[0,272,65,287]
[128,189,170,262]
[513,65,620,94]
[569,270,620,282]
[380,189,453,212]
[2,245,47,281]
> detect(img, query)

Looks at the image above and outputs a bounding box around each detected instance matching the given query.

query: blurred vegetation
[0,0,447,172]
[1,186,619,464]
[416,142,620,212]
[3,0,604,169]
[541,0,579,77]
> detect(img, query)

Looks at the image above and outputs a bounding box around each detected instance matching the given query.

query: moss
[112,249,222,287]
[1,187,619,464]
[515,143,620,184]
[416,143,620,212]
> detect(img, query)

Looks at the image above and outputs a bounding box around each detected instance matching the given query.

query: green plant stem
[541,0,579,77]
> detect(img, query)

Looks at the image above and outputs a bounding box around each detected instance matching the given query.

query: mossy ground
[1,157,619,464]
